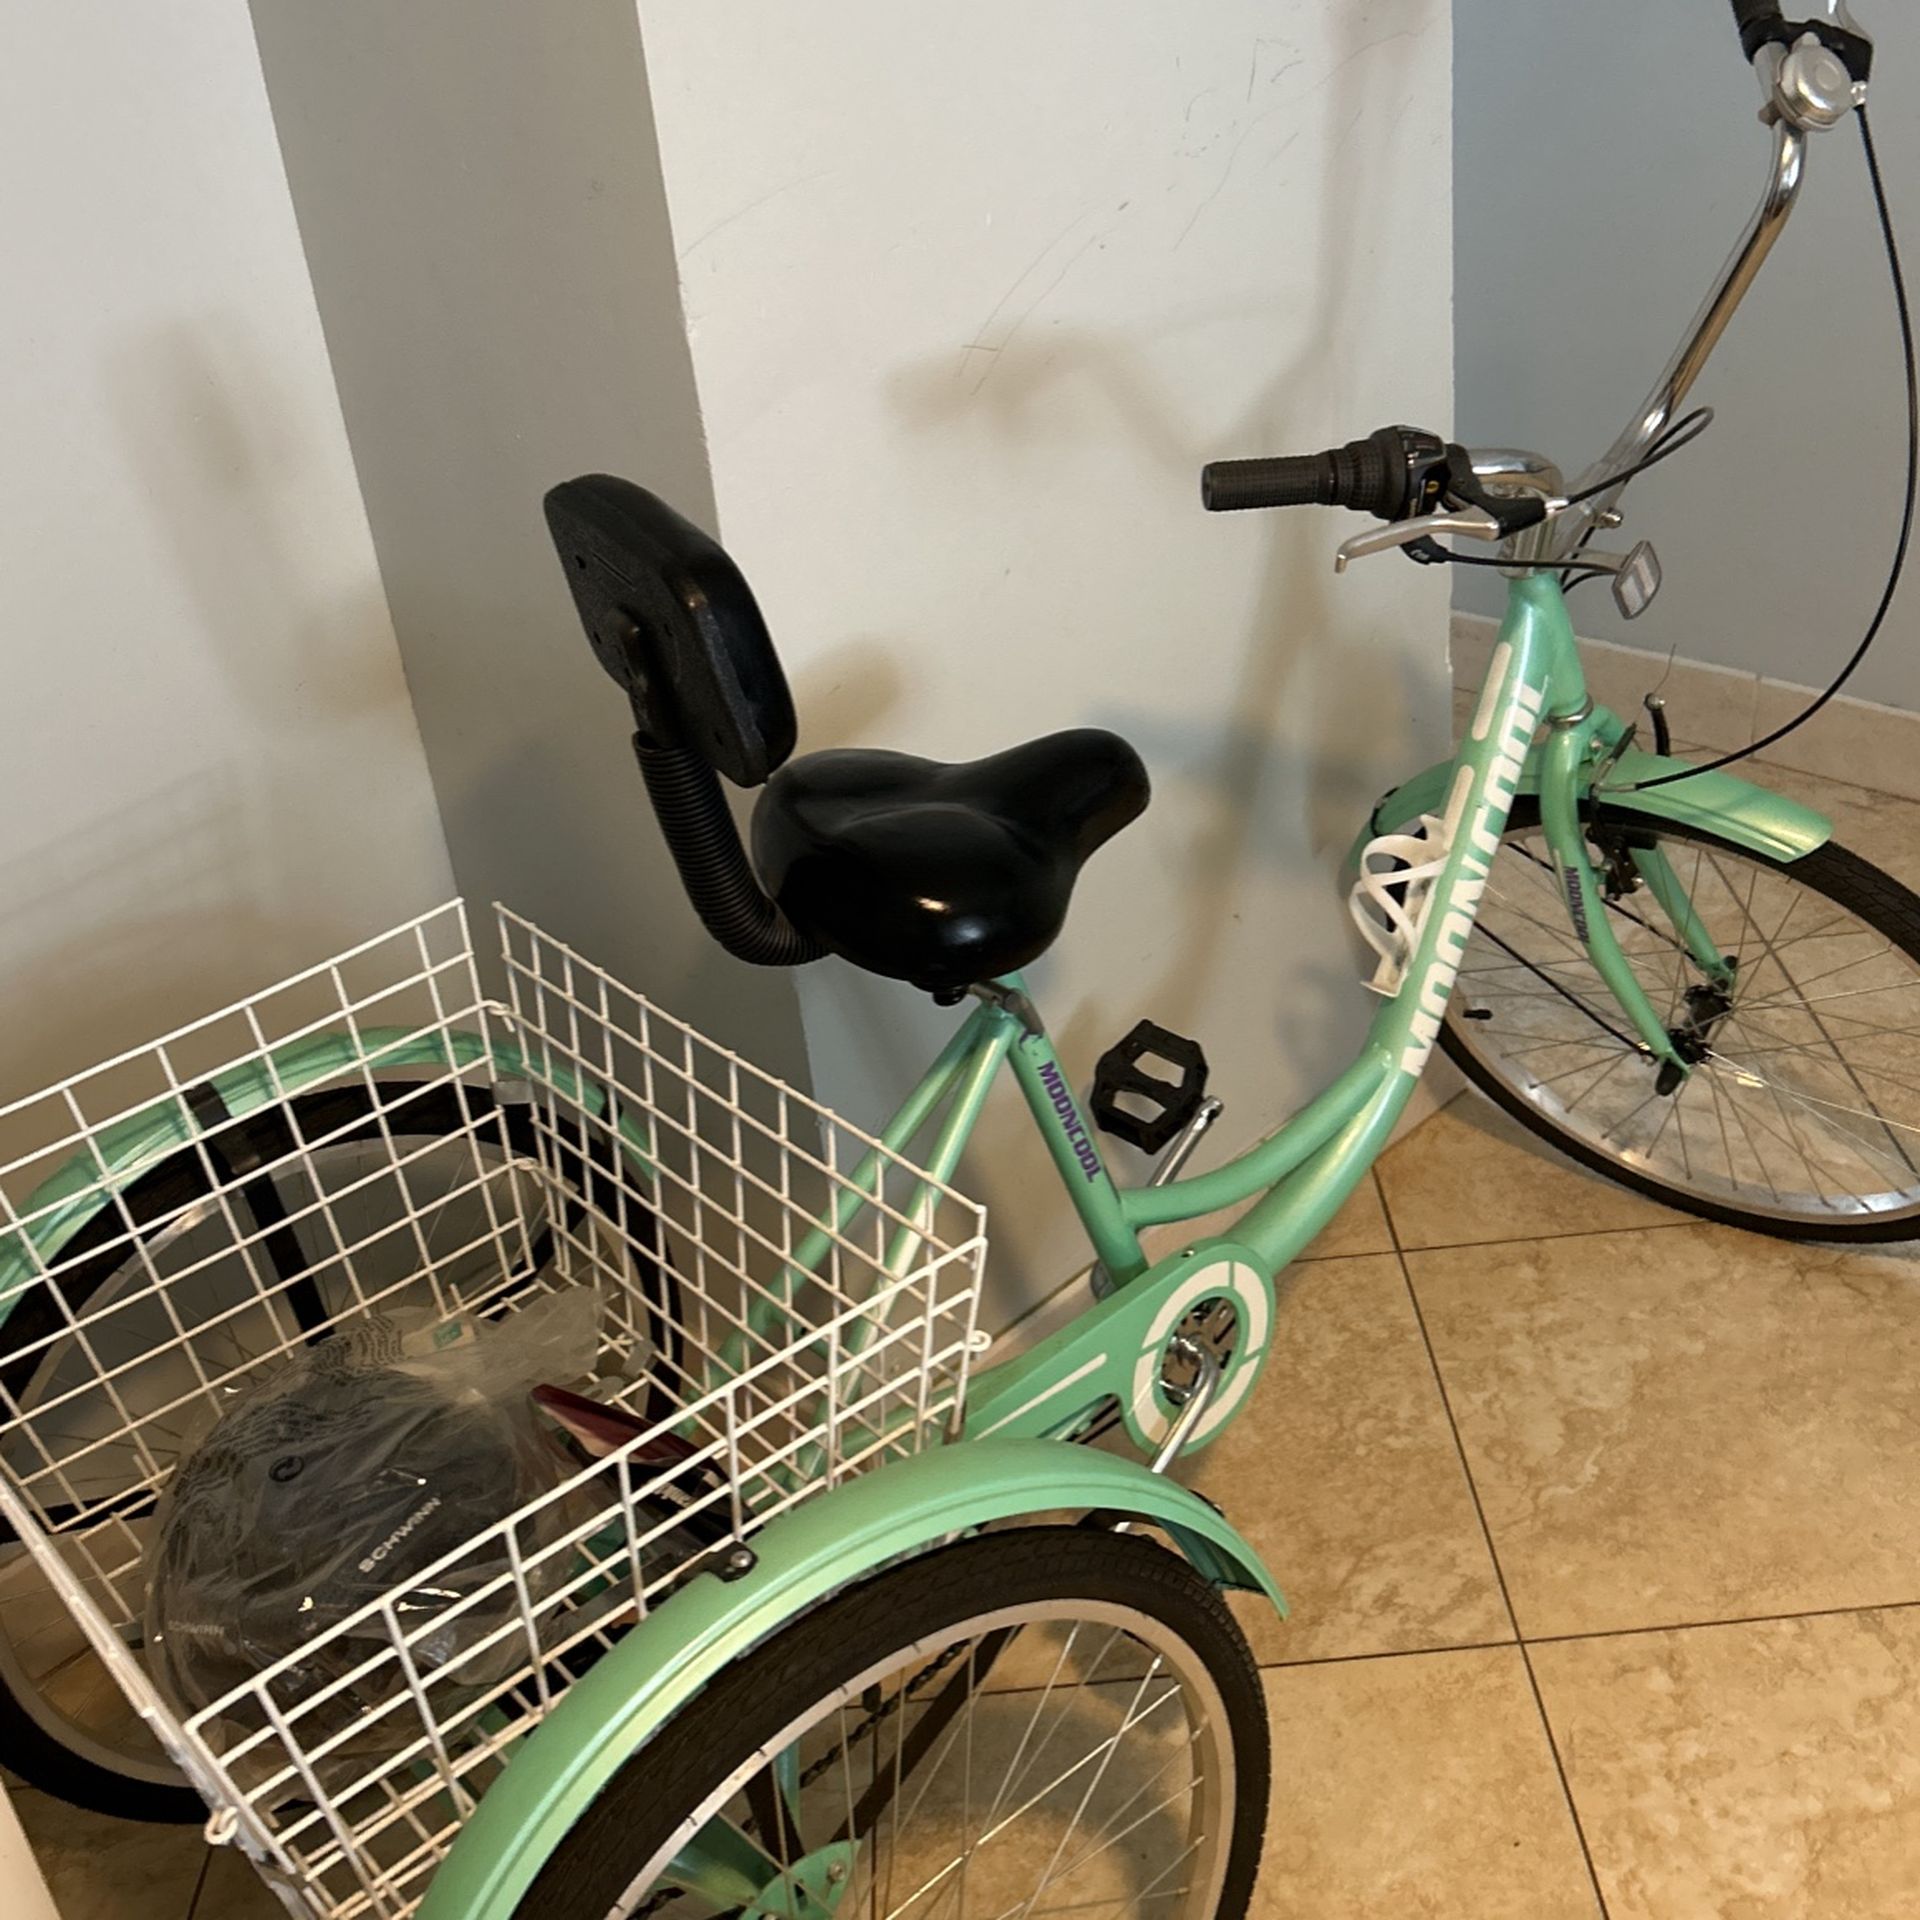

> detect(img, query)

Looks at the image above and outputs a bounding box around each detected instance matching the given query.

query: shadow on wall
[828,9,1444,1276]
[0,322,446,1137]
[0,767,338,1152]
[421,580,819,1080]
[786,637,910,750]
[107,320,416,727]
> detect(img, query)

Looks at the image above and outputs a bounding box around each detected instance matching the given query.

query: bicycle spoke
[1448,820,1920,1223]
[1011,1663,1170,1920]
[1013,1835,1199,1920]
[1534,1047,1639,1095]
[1741,979,1920,1014]
[1703,1061,1776,1203]
[1563,1047,1639,1115]
[1469,926,1644,1050]
[1027,1752,1208,1903]
[1741,1006,1920,1042]
[879,1673,1186,1920]
[1743,941,1899,1000]
[1727,942,1920,1180]
[976,1628,1128,1844]
[1707,1057,1889,1203]
[1710,1047,1920,1154]
[1724,1025,1920,1100]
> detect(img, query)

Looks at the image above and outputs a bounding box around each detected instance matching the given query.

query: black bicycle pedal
[1091,1021,1209,1156]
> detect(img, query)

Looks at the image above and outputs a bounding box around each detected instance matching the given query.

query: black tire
[518,1528,1272,1920]
[0,1079,670,1822]
[1440,801,1920,1240]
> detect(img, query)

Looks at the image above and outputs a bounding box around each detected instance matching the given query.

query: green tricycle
[2,6,1916,1916]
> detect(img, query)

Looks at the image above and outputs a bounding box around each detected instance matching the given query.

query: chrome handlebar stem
[1469,449,1566,498]
[1332,13,1872,580]
[1548,112,1807,560]
[1541,12,1874,561]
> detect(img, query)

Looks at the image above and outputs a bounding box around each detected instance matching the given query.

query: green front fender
[1365,742,1832,866]
[419,1439,1283,1920]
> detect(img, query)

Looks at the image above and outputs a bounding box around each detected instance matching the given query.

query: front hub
[1655,974,1738,1096]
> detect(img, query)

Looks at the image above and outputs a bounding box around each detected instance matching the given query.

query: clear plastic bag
[144,1286,600,1760]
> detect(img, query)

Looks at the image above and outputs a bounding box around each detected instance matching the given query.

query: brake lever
[1334,508,1503,573]
[1333,442,1559,574]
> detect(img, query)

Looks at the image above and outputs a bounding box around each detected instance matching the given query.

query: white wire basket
[0,901,987,1918]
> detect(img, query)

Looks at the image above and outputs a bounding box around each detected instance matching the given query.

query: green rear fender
[1364,741,1833,866]
[418,1439,1283,1920]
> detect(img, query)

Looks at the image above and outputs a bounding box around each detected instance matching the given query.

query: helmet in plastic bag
[146,1314,583,1761]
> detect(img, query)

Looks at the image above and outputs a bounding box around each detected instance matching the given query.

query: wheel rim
[1448,823,1920,1225]
[615,1598,1238,1920]
[0,1128,570,1790]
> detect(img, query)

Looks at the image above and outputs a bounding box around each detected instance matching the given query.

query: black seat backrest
[544,475,796,787]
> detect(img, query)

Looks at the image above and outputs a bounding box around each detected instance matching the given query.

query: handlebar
[1202,8,1874,568]
[1202,426,1550,575]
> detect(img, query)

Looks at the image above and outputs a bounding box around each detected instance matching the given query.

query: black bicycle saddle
[547,475,1149,991]
[752,731,1150,993]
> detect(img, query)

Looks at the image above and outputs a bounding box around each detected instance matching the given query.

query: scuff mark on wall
[678,167,841,264]
[960,205,1129,392]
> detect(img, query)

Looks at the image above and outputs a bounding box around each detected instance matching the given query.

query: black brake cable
[1471,921,1643,1053]
[1421,408,1716,579]
[1624,105,1917,790]
[1563,406,1719,507]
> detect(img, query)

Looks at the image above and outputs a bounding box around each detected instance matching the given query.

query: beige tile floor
[18,749,1920,1919]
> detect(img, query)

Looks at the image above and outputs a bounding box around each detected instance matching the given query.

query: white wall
[0,5,452,1106]
[640,0,1455,1315]
[1454,2,1920,709]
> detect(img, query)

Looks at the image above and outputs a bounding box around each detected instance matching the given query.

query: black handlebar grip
[1202,427,1409,520]
[1201,453,1341,514]
[1729,0,1784,56]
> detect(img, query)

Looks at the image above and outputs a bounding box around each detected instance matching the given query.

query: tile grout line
[1385,1213,1703,1257]
[183,1844,214,1920]
[1254,1636,1517,1673]
[1254,1596,1920,1677]
[1523,1591,1920,1649]
[1371,1166,1615,1920]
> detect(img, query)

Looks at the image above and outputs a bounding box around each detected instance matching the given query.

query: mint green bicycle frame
[686,569,1829,1461]
[808,571,1829,1451]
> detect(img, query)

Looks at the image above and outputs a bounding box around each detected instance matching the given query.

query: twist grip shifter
[1202,426,1446,520]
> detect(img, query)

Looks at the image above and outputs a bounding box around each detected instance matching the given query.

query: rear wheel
[517,1528,1271,1920]
[0,1080,666,1820]
[1441,804,1920,1238]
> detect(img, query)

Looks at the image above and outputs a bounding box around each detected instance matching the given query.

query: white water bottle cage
[1347,766,1474,997]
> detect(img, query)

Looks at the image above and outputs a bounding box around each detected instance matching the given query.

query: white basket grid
[0,901,987,1918]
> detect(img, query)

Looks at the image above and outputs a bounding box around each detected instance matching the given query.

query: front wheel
[516,1528,1271,1920]
[1441,804,1920,1238]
